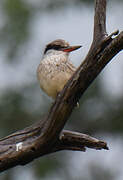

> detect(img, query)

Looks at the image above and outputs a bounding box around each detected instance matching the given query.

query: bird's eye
[53,45,61,50]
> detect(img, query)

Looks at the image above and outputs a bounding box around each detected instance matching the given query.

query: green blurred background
[0,0,123,179]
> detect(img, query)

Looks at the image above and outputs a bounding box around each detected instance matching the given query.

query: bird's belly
[38,72,71,99]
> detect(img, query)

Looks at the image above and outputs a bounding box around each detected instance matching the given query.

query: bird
[37,39,82,99]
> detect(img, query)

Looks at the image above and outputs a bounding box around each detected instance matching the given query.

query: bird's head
[44,39,82,56]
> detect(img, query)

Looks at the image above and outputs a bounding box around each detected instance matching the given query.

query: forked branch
[0,0,123,172]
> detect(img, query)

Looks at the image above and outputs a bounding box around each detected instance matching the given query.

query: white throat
[43,49,69,59]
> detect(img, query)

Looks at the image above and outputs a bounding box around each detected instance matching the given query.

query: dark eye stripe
[44,45,63,54]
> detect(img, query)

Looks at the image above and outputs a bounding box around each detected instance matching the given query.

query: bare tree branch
[93,0,107,44]
[55,130,109,151]
[0,127,108,171]
[0,0,123,172]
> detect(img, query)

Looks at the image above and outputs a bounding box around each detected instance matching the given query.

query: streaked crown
[44,39,69,54]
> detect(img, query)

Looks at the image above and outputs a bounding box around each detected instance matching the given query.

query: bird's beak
[62,45,82,52]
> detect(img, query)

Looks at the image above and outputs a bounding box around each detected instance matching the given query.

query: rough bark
[0,0,123,172]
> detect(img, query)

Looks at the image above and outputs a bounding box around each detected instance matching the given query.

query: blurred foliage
[0,89,35,136]
[70,162,117,180]
[66,77,123,135]
[34,155,63,178]
[0,0,31,61]
[0,0,122,62]
[88,163,117,180]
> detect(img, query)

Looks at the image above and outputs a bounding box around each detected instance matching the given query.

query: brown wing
[65,60,76,73]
